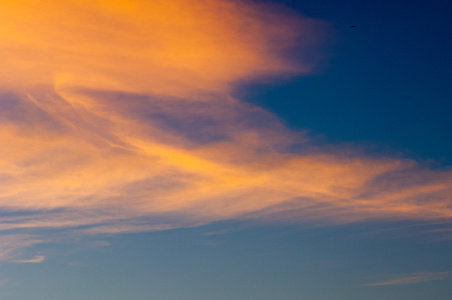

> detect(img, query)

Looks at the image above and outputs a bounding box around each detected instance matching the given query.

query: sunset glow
[1,0,452,299]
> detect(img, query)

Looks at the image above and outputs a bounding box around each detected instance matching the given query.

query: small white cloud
[13,255,45,264]
[366,271,451,286]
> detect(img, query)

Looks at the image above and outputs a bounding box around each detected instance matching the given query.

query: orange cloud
[0,0,452,261]
[0,0,321,96]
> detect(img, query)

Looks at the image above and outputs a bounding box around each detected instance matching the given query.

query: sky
[0,0,451,299]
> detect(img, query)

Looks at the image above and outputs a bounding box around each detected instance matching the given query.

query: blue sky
[0,0,452,299]
[242,0,452,164]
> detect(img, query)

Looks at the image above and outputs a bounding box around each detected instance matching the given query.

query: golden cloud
[0,0,452,260]
[0,0,321,96]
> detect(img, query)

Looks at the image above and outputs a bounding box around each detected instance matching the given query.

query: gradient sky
[1,0,452,299]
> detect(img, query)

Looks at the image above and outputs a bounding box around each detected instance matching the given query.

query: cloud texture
[366,272,451,286]
[1,0,452,260]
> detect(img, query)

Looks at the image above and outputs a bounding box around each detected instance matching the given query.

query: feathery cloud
[366,272,451,286]
[13,255,45,264]
[0,0,452,261]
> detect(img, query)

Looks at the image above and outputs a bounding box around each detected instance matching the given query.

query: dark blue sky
[240,0,452,164]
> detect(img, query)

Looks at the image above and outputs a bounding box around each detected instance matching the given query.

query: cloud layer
[1,0,452,261]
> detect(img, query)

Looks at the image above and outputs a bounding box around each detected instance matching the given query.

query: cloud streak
[1,0,452,260]
[366,272,451,286]
[13,255,45,264]
[0,234,43,262]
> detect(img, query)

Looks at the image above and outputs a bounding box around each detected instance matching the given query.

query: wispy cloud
[0,234,43,262]
[13,255,45,264]
[0,0,322,95]
[0,0,451,261]
[366,272,451,286]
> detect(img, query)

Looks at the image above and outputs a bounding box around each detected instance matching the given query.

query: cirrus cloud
[1,0,452,261]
